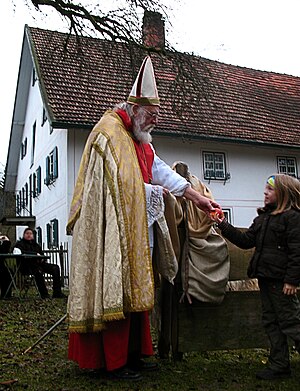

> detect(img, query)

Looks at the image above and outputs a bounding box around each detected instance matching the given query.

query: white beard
[133,113,154,144]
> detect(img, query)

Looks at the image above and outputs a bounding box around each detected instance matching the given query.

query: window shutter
[16,194,20,214]
[36,227,42,246]
[18,191,22,213]
[53,147,58,179]
[32,173,36,198]
[45,156,49,185]
[37,166,41,194]
[53,219,59,248]
[46,223,51,249]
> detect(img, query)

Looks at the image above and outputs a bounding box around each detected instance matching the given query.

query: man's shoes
[256,367,291,380]
[52,292,67,299]
[108,366,142,381]
[128,359,159,372]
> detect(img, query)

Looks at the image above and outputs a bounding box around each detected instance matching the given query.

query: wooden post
[59,244,64,287]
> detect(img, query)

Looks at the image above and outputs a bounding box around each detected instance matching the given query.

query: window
[277,156,297,177]
[31,122,36,167]
[32,68,37,86]
[45,147,58,185]
[24,183,29,207]
[18,190,22,211]
[46,219,59,248]
[21,187,25,209]
[36,227,42,246]
[16,193,21,214]
[203,152,227,180]
[222,209,232,224]
[21,138,27,160]
[32,166,42,197]
[42,107,47,126]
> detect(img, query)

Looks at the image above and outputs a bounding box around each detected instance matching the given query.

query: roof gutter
[50,121,300,151]
[153,130,300,150]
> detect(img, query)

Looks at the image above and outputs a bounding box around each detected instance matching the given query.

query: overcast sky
[1,0,300,166]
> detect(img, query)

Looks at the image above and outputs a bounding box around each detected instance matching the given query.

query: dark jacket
[14,238,44,256]
[14,239,45,274]
[218,206,300,286]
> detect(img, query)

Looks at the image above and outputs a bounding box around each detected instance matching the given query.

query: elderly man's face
[132,105,159,144]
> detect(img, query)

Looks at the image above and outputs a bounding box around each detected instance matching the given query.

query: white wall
[15,73,69,245]
[65,128,90,250]
[15,79,300,245]
[153,135,300,227]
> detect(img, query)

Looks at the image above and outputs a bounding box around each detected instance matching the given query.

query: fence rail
[42,243,69,287]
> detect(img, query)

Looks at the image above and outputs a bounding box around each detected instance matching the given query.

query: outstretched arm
[183,186,220,215]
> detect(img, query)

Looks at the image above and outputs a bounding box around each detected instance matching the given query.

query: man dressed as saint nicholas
[67,56,219,381]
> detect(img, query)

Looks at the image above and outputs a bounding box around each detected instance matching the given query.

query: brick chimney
[142,11,165,50]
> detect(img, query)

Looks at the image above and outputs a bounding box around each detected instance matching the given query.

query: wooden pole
[23,313,67,354]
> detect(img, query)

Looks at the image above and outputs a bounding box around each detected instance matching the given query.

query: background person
[14,228,66,299]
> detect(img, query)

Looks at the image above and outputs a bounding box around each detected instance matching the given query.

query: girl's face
[264,184,277,206]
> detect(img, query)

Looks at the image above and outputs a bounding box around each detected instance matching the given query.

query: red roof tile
[27,26,300,147]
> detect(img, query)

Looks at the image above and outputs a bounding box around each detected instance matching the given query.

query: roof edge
[154,130,300,150]
[25,25,55,123]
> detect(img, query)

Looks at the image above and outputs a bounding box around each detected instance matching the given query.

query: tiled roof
[27,26,300,147]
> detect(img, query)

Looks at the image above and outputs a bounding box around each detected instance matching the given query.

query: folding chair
[18,272,41,299]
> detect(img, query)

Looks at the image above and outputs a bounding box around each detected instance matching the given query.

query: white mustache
[142,124,155,133]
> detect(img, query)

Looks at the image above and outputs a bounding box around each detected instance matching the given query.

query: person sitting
[0,234,12,299]
[13,228,66,299]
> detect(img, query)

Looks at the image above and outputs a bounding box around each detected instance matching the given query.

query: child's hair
[272,174,300,214]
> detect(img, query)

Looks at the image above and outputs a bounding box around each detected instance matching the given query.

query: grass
[1,293,300,391]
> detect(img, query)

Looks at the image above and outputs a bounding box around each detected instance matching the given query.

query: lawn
[1,295,300,391]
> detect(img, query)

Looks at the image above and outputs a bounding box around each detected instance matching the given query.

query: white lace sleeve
[151,153,190,196]
[145,183,164,227]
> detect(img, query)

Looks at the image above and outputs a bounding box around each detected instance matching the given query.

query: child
[215,174,300,380]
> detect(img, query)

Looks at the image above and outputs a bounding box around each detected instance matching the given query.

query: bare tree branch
[29,0,171,49]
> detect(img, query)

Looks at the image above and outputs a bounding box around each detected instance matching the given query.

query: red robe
[68,110,154,371]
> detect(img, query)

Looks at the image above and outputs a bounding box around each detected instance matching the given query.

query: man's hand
[183,187,221,216]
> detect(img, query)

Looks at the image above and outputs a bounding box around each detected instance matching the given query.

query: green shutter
[46,223,51,249]
[45,156,49,185]
[53,219,59,247]
[53,147,58,179]
[37,166,41,194]
[32,173,36,197]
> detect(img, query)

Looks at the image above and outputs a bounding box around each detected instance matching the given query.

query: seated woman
[13,228,66,299]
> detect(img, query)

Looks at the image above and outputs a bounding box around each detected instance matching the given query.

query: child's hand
[283,283,298,295]
[210,208,224,223]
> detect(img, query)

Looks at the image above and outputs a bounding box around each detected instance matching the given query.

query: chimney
[142,11,165,50]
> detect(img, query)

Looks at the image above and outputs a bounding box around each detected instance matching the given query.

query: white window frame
[277,156,298,177]
[203,151,227,181]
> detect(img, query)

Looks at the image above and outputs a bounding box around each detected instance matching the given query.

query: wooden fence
[158,234,300,358]
[43,243,69,287]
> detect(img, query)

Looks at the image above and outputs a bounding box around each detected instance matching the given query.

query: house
[3,11,300,251]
